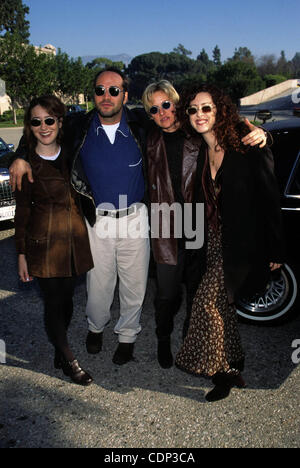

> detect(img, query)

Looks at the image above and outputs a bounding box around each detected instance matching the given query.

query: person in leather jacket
[142,80,268,369]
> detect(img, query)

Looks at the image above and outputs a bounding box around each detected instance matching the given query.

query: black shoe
[157,338,173,369]
[206,372,246,402]
[205,384,231,402]
[61,358,93,386]
[112,343,135,365]
[86,331,103,354]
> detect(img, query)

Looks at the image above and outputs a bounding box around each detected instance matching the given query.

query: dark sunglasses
[30,117,58,127]
[186,104,215,115]
[149,101,172,115]
[94,85,124,97]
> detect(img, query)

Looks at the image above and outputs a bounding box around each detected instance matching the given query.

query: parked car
[235,118,300,324]
[0,137,15,222]
[67,104,85,115]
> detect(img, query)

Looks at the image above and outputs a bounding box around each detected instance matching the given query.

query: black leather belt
[97,204,137,219]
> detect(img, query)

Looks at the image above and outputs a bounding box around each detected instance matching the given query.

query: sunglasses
[30,117,58,127]
[149,101,172,115]
[186,104,215,115]
[94,85,124,97]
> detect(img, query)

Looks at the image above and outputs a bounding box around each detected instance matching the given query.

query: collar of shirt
[93,107,130,138]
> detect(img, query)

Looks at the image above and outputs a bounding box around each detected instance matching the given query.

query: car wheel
[236,264,298,324]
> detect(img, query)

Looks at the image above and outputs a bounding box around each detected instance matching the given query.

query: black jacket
[195,143,285,303]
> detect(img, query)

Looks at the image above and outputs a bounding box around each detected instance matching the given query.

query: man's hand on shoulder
[242,118,267,148]
[9,159,33,191]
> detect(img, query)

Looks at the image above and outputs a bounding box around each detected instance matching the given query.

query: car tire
[236,264,298,324]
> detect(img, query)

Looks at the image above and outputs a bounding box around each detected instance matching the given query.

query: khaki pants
[85,204,150,343]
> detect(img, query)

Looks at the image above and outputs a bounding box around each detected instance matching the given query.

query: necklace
[208,147,224,173]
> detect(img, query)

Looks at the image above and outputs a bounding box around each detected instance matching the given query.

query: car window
[285,152,300,197]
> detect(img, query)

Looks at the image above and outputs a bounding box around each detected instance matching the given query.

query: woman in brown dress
[15,95,94,386]
[175,84,284,401]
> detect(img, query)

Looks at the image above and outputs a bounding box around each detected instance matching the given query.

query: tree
[86,57,124,71]
[256,54,277,77]
[264,74,288,88]
[291,52,300,78]
[0,0,30,43]
[0,34,56,123]
[229,47,255,65]
[172,43,192,56]
[127,52,204,100]
[212,45,221,67]
[209,60,264,104]
[197,49,210,66]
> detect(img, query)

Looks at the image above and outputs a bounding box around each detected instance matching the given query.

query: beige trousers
[85,204,150,343]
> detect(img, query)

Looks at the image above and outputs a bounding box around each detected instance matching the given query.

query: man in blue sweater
[80,69,150,364]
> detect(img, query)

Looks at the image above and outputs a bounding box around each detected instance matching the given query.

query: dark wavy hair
[177,83,250,153]
[23,95,66,153]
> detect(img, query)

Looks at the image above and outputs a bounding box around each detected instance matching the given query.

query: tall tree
[212,45,221,67]
[172,43,192,56]
[256,54,277,77]
[276,50,291,77]
[291,52,300,78]
[229,47,255,65]
[0,0,30,43]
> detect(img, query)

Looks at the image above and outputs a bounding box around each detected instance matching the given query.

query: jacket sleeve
[14,176,32,254]
[254,146,285,263]
[9,135,29,164]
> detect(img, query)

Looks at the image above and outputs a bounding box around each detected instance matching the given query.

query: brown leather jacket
[14,148,93,278]
[147,128,202,265]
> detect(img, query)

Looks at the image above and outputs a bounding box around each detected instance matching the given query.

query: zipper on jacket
[70,120,96,208]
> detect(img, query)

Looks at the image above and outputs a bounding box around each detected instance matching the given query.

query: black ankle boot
[157,338,173,369]
[112,343,135,365]
[86,331,103,354]
[205,372,246,402]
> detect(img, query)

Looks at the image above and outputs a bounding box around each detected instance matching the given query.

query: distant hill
[79,54,132,66]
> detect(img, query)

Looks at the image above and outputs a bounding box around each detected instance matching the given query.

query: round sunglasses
[186,104,215,115]
[149,101,172,115]
[30,117,58,127]
[94,85,124,97]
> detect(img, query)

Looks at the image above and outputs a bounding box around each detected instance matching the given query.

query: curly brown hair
[177,83,250,153]
[23,95,66,154]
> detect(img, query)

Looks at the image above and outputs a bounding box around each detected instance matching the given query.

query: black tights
[37,276,77,362]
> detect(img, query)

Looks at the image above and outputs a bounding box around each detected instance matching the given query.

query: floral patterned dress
[175,154,245,378]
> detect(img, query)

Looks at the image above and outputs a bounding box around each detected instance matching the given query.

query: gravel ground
[0,222,299,449]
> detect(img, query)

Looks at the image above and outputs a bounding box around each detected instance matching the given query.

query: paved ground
[0,222,299,449]
[0,127,23,149]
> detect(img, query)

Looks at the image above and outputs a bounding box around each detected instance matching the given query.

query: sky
[23,0,300,62]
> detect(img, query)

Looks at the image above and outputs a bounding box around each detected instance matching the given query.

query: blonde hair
[142,80,180,113]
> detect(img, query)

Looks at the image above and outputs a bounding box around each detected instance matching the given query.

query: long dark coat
[14,148,93,278]
[195,144,285,303]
